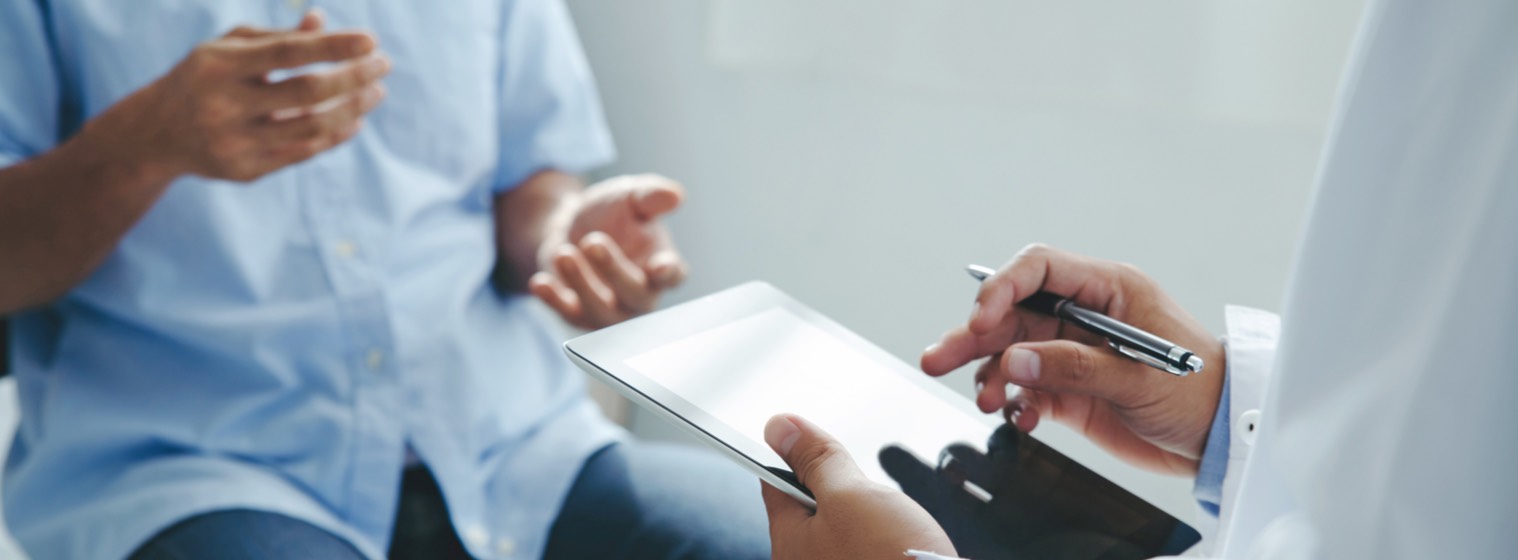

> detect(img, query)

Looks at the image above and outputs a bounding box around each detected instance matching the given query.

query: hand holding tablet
[564,281,1200,558]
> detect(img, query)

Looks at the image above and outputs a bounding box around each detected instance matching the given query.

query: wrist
[73,81,187,188]
[493,171,584,292]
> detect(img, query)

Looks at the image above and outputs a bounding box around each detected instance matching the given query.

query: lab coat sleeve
[1203,305,1281,552]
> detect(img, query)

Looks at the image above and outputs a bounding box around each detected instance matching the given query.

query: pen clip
[1108,341,1189,376]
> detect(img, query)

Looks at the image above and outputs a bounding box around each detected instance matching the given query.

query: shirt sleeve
[493,0,617,192]
[0,0,64,168]
[1192,366,1231,519]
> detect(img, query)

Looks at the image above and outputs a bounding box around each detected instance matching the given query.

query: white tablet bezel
[563,281,994,509]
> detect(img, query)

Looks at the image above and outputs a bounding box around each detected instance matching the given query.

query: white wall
[566,0,1366,524]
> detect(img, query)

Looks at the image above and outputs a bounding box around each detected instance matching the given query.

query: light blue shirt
[0,1,620,558]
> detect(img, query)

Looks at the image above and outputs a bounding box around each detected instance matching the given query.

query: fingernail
[968,301,983,324]
[1008,348,1040,383]
[764,415,802,455]
[923,342,941,355]
[975,381,985,395]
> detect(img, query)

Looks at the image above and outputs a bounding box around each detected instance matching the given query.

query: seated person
[0,3,766,559]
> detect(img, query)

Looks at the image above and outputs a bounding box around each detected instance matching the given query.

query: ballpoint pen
[966,264,1203,376]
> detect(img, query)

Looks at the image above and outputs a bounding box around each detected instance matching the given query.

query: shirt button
[365,348,385,371]
[334,240,358,258]
[495,537,518,556]
[1237,409,1261,446]
[463,525,489,550]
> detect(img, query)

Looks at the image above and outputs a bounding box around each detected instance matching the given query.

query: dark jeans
[129,442,770,560]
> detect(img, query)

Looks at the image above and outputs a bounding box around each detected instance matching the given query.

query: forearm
[492,169,584,292]
[0,117,179,313]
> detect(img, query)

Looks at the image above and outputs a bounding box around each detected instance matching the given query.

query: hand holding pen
[920,244,1228,477]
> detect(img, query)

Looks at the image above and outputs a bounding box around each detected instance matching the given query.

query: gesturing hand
[920,244,1225,476]
[760,414,956,560]
[90,9,389,182]
[529,174,689,330]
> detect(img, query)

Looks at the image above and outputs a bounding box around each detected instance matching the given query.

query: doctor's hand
[528,174,689,330]
[760,414,957,560]
[921,244,1225,476]
[86,9,388,183]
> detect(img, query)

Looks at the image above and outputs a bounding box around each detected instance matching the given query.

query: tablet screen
[625,307,993,485]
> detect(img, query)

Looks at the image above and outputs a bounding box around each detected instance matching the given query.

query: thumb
[764,414,865,498]
[999,340,1144,403]
[627,175,684,220]
[297,8,326,31]
[224,9,323,40]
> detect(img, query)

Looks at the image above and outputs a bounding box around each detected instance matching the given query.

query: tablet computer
[564,282,1200,558]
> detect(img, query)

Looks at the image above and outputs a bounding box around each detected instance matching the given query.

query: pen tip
[966,264,995,281]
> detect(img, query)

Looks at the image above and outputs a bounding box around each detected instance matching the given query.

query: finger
[529,271,583,321]
[628,175,685,220]
[553,245,619,325]
[1003,389,1044,433]
[253,54,390,113]
[236,31,377,73]
[256,82,384,143]
[764,414,867,498]
[760,480,809,538]
[998,341,1142,403]
[252,84,379,169]
[973,355,1009,413]
[969,244,1124,335]
[645,250,688,291]
[578,231,654,313]
[225,25,280,39]
[921,319,1022,377]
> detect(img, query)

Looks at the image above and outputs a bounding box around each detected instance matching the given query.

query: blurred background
[563,0,1368,525]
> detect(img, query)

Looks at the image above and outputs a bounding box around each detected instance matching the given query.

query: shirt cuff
[1192,358,1231,519]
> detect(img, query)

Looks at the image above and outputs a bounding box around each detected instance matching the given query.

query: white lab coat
[919,2,1518,559]
[1205,0,1518,558]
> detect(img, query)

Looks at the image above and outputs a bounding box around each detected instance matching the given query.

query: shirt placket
[300,150,406,545]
